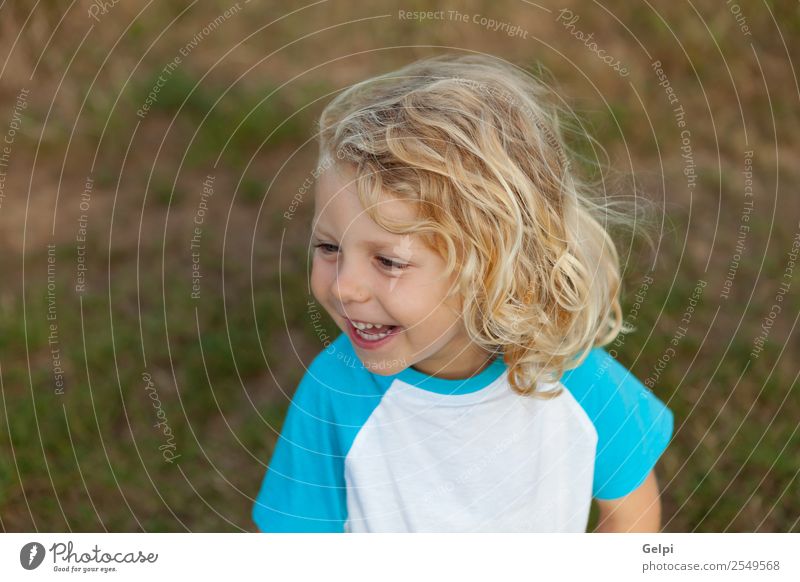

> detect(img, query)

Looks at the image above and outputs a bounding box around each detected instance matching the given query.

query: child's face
[310,163,492,379]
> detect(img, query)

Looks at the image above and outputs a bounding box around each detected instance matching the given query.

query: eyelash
[313,243,410,271]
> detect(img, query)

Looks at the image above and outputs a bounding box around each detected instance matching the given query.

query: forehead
[314,163,417,230]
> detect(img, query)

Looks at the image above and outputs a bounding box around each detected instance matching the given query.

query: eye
[313,242,339,254]
[377,256,410,271]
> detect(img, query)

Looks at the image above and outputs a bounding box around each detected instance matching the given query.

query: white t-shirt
[253,332,673,532]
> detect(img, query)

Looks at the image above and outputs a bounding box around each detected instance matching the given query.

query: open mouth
[346,318,403,347]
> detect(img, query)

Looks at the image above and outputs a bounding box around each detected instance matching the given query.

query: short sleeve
[252,356,347,532]
[561,348,674,501]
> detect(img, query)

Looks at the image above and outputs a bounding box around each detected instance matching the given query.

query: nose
[329,253,370,306]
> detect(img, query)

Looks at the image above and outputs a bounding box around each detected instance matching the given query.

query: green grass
[0,237,303,530]
[47,64,320,176]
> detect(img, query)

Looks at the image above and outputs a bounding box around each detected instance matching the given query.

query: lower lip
[346,319,403,350]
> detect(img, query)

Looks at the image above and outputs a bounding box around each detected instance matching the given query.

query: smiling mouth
[345,318,402,342]
[352,325,398,340]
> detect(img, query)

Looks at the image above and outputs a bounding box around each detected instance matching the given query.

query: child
[252,54,674,533]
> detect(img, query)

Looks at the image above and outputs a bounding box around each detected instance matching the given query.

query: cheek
[410,283,463,334]
[388,279,456,331]
[377,275,419,316]
[310,258,333,303]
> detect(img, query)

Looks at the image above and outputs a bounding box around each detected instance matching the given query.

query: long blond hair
[318,53,652,398]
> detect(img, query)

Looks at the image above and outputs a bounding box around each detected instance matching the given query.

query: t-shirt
[252,332,674,532]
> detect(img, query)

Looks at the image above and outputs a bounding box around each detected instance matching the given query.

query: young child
[252,54,674,533]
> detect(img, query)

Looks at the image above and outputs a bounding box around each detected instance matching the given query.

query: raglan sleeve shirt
[252,349,348,532]
[561,348,675,501]
[253,339,675,531]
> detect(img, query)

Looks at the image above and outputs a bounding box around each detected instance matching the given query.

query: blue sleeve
[562,348,674,501]
[252,352,347,532]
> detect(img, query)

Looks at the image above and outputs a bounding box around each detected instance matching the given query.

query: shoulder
[292,332,388,423]
[270,333,376,452]
[298,332,374,398]
[305,332,362,377]
[559,347,674,500]
[559,347,652,411]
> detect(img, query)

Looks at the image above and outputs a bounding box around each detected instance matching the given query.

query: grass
[75,64,317,174]
[0,233,301,530]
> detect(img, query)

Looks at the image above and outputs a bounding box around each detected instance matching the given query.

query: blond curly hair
[317,53,651,398]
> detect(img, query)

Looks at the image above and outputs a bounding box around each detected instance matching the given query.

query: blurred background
[0,0,797,532]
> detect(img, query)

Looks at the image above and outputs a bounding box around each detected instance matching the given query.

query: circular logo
[20,542,46,570]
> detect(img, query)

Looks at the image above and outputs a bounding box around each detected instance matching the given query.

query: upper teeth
[352,321,387,330]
